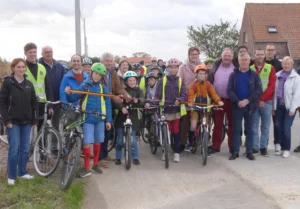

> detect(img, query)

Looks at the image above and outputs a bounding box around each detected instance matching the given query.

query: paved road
[84,116,300,209]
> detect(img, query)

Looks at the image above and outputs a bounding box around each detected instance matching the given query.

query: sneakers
[79,168,91,178]
[133,159,140,165]
[294,145,300,153]
[92,165,103,174]
[8,179,15,186]
[275,144,282,156]
[184,144,192,152]
[19,174,34,179]
[282,150,290,158]
[173,153,180,162]
[115,159,122,165]
[246,153,256,161]
[252,149,259,155]
[260,148,269,157]
[208,146,220,155]
[98,160,108,168]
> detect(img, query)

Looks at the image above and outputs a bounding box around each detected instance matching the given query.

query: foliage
[132,52,151,58]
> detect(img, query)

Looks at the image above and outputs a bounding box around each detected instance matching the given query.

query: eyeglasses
[190,53,199,56]
[44,51,53,54]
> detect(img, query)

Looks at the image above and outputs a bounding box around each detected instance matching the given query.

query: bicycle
[143,107,160,155]
[32,99,62,177]
[0,116,8,145]
[189,105,222,166]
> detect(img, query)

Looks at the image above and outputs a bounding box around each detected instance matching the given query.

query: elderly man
[99,52,131,167]
[227,52,262,160]
[38,46,66,130]
[208,48,238,154]
[24,43,53,131]
[147,57,158,73]
[250,49,276,156]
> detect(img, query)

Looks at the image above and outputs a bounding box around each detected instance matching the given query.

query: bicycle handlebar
[60,101,106,117]
[188,105,223,111]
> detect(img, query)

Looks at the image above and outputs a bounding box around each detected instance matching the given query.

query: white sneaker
[8,179,15,185]
[282,151,290,158]
[275,144,282,156]
[161,153,165,161]
[20,174,34,179]
[173,153,180,162]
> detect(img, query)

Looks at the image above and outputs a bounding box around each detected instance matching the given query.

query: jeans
[253,101,273,149]
[232,106,256,154]
[274,104,296,151]
[99,129,111,161]
[115,128,138,160]
[7,124,32,180]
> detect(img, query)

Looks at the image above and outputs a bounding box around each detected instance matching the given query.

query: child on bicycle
[186,64,223,151]
[154,58,187,162]
[65,63,112,177]
[114,71,145,165]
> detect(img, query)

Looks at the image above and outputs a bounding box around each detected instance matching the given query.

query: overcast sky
[0,0,299,62]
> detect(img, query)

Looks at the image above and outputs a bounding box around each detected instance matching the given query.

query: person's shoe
[173,153,180,162]
[246,153,256,161]
[19,174,34,179]
[133,159,140,165]
[208,147,220,155]
[282,150,290,158]
[79,168,91,178]
[145,133,150,138]
[8,179,15,186]
[252,148,259,155]
[184,144,192,152]
[260,148,269,157]
[229,153,239,160]
[161,153,165,161]
[275,144,281,155]
[92,165,103,174]
[105,156,116,162]
[98,160,108,168]
[115,159,122,165]
[294,146,300,153]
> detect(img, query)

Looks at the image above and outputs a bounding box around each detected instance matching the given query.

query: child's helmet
[166,58,181,67]
[204,57,214,65]
[123,71,137,80]
[91,63,106,75]
[194,64,208,74]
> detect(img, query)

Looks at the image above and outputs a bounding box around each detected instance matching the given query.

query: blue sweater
[236,71,250,100]
[67,78,112,124]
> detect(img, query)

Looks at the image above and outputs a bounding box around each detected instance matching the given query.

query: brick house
[127,57,152,66]
[239,3,300,64]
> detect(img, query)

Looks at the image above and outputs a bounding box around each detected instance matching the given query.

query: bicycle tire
[28,127,37,160]
[60,136,81,190]
[125,127,132,170]
[141,127,148,144]
[149,121,158,154]
[108,123,116,152]
[162,124,169,169]
[0,120,8,145]
[201,130,209,166]
[33,127,62,177]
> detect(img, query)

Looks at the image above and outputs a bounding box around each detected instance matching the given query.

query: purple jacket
[155,75,186,114]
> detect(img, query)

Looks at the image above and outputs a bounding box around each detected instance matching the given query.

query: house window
[267,26,277,33]
[243,32,248,43]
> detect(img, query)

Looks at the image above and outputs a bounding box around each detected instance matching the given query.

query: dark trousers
[99,129,111,161]
[232,106,256,154]
[51,105,61,131]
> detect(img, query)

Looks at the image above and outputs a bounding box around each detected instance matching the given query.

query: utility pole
[75,0,81,55]
[83,18,88,57]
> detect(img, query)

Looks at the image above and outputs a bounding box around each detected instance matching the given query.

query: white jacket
[273,69,300,113]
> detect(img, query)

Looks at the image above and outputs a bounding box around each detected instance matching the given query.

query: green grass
[0,168,85,209]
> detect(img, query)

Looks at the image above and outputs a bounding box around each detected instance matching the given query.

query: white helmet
[82,58,92,66]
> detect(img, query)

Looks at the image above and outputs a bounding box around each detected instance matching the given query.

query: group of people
[1,42,300,185]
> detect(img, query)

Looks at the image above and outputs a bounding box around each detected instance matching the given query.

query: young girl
[114,71,144,165]
[186,64,223,151]
[65,63,112,177]
[155,58,187,162]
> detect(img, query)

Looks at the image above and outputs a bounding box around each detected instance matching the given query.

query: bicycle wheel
[161,124,169,169]
[125,127,132,170]
[0,120,8,145]
[33,127,62,177]
[60,135,81,190]
[28,127,37,160]
[201,130,209,166]
[108,123,116,152]
[149,120,158,154]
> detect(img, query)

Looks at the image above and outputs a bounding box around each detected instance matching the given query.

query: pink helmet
[166,58,181,67]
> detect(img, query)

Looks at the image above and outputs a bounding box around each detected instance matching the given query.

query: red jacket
[253,62,276,101]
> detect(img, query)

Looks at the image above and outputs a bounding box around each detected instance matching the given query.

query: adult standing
[139,60,147,75]
[273,57,300,158]
[227,52,262,160]
[178,47,201,151]
[117,59,130,86]
[99,52,131,167]
[39,46,66,130]
[208,48,238,154]
[158,59,166,72]
[24,43,53,131]
[147,57,158,73]
[0,58,38,185]
[265,44,282,73]
[251,49,276,156]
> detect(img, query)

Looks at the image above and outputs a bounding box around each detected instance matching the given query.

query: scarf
[276,70,291,105]
[185,58,201,73]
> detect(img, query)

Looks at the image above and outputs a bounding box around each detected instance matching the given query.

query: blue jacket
[227,68,262,111]
[59,71,89,106]
[38,58,66,101]
[67,78,112,124]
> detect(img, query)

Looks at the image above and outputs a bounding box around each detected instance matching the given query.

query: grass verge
[0,167,86,209]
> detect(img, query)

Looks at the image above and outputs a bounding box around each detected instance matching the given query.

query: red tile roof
[245,3,300,58]
[127,57,152,64]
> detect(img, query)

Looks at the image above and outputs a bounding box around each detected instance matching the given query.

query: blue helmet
[123,71,137,80]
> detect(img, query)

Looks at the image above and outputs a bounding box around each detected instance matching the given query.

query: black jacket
[227,68,262,111]
[0,74,38,125]
[265,56,282,73]
[208,58,239,84]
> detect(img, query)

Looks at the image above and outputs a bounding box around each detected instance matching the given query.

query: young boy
[132,63,146,94]
[186,64,223,151]
[155,58,186,162]
[114,71,145,165]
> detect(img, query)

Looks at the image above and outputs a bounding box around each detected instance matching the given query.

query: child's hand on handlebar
[133,97,138,104]
[188,103,193,108]
[174,100,180,105]
[144,103,150,109]
[218,101,224,106]
[122,107,128,115]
